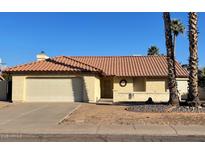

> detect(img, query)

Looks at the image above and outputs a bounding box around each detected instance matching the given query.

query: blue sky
[0,12,204,67]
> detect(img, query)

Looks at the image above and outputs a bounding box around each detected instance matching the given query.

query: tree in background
[163,12,180,106]
[188,12,201,107]
[147,46,160,56]
[171,19,185,54]
[202,67,205,77]
[1,72,11,81]
[181,65,205,88]
[170,20,185,78]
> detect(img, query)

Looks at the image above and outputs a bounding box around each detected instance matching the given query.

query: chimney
[36,51,49,61]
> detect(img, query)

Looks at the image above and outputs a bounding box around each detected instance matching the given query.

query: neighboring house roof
[4,56,188,77]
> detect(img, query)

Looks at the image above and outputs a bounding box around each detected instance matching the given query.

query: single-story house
[4,52,189,103]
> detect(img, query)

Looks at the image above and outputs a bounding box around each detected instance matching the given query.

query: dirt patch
[63,104,205,126]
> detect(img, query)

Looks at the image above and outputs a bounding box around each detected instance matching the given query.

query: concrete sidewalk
[1,123,205,141]
[1,122,205,136]
[48,123,205,136]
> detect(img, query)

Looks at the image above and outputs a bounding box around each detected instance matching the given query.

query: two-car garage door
[25,77,83,102]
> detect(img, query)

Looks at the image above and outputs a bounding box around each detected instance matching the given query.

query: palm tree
[171,19,185,54]
[170,20,185,79]
[163,12,180,106]
[188,12,201,107]
[147,45,160,56]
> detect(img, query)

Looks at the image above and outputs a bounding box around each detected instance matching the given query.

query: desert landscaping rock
[126,104,172,113]
[126,104,205,113]
[171,106,205,113]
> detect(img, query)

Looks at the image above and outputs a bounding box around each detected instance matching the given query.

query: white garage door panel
[25,77,83,102]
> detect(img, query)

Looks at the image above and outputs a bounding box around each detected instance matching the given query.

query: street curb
[1,133,205,142]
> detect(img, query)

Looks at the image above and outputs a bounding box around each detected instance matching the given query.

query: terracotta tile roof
[4,56,101,73]
[4,56,188,77]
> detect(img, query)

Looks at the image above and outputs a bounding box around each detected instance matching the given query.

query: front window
[133,78,146,92]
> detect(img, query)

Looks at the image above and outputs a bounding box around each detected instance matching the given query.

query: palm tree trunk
[173,34,176,56]
[173,34,177,78]
[163,12,180,106]
[188,12,201,107]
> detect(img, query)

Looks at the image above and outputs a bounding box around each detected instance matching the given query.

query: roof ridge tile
[63,56,103,72]
[3,55,188,78]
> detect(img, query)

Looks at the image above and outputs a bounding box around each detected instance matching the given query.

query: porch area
[98,77,188,103]
[112,77,170,103]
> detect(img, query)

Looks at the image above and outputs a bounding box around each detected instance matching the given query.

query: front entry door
[100,78,113,98]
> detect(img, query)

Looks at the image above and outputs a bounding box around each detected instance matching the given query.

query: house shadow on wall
[47,58,90,103]
[71,76,88,103]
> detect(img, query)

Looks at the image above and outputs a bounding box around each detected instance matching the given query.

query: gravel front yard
[63,104,205,126]
[126,104,205,113]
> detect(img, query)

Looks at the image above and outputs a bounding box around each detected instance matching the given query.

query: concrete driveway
[0,103,80,133]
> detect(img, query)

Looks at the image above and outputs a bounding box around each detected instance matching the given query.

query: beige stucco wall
[146,78,168,93]
[113,77,188,102]
[113,77,169,102]
[113,77,133,92]
[114,91,169,102]
[12,73,189,103]
[176,78,188,100]
[94,76,101,102]
[12,73,100,103]
[12,75,25,102]
[83,75,100,103]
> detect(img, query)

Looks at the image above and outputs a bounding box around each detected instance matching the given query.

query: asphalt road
[1,134,205,142]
